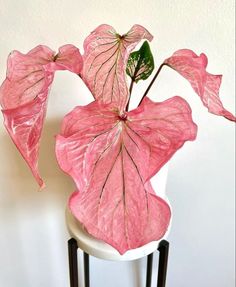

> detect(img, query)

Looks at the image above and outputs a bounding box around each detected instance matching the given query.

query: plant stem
[126,78,134,111]
[138,63,165,106]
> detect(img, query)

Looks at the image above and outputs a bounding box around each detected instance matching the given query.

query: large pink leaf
[0,45,83,187]
[82,24,153,111]
[56,96,197,254]
[164,49,236,121]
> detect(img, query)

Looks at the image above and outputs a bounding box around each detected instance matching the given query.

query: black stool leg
[157,240,169,287]
[68,238,79,287]
[146,253,154,287]
[84,252,90,287]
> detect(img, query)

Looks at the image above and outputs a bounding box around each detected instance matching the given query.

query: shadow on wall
[0,118,76,286]
[132,259,144,287]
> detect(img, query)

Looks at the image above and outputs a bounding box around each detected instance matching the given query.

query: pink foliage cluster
[0,24,235,254]
[0,45,82,187]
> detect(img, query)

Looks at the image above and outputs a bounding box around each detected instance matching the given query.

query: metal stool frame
[68,238,169,287]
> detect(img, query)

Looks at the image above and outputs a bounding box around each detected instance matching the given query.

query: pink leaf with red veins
[0,45,83,187]
[55,96,197,254]
[82,24,153,111]
[164,49,236,122]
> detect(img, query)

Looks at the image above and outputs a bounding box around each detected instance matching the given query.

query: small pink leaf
[56,96,197,254]
[0,45,83,187]
[164,49,236,122]
[82,24,153,111]
[45,44,83,74]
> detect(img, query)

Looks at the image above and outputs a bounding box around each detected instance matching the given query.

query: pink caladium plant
[0,24,235,254]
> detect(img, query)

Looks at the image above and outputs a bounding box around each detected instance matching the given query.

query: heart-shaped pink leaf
[0,45,83,187]
[81,24,153,111]
[56,96,197,254]
[164,49,236,122]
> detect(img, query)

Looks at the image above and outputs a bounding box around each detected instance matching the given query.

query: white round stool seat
[66,207,171,261]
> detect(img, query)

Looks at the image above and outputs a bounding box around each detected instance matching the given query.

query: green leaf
[126,41,154,83]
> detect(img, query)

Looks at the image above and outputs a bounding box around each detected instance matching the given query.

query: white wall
[0,1,235,286]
